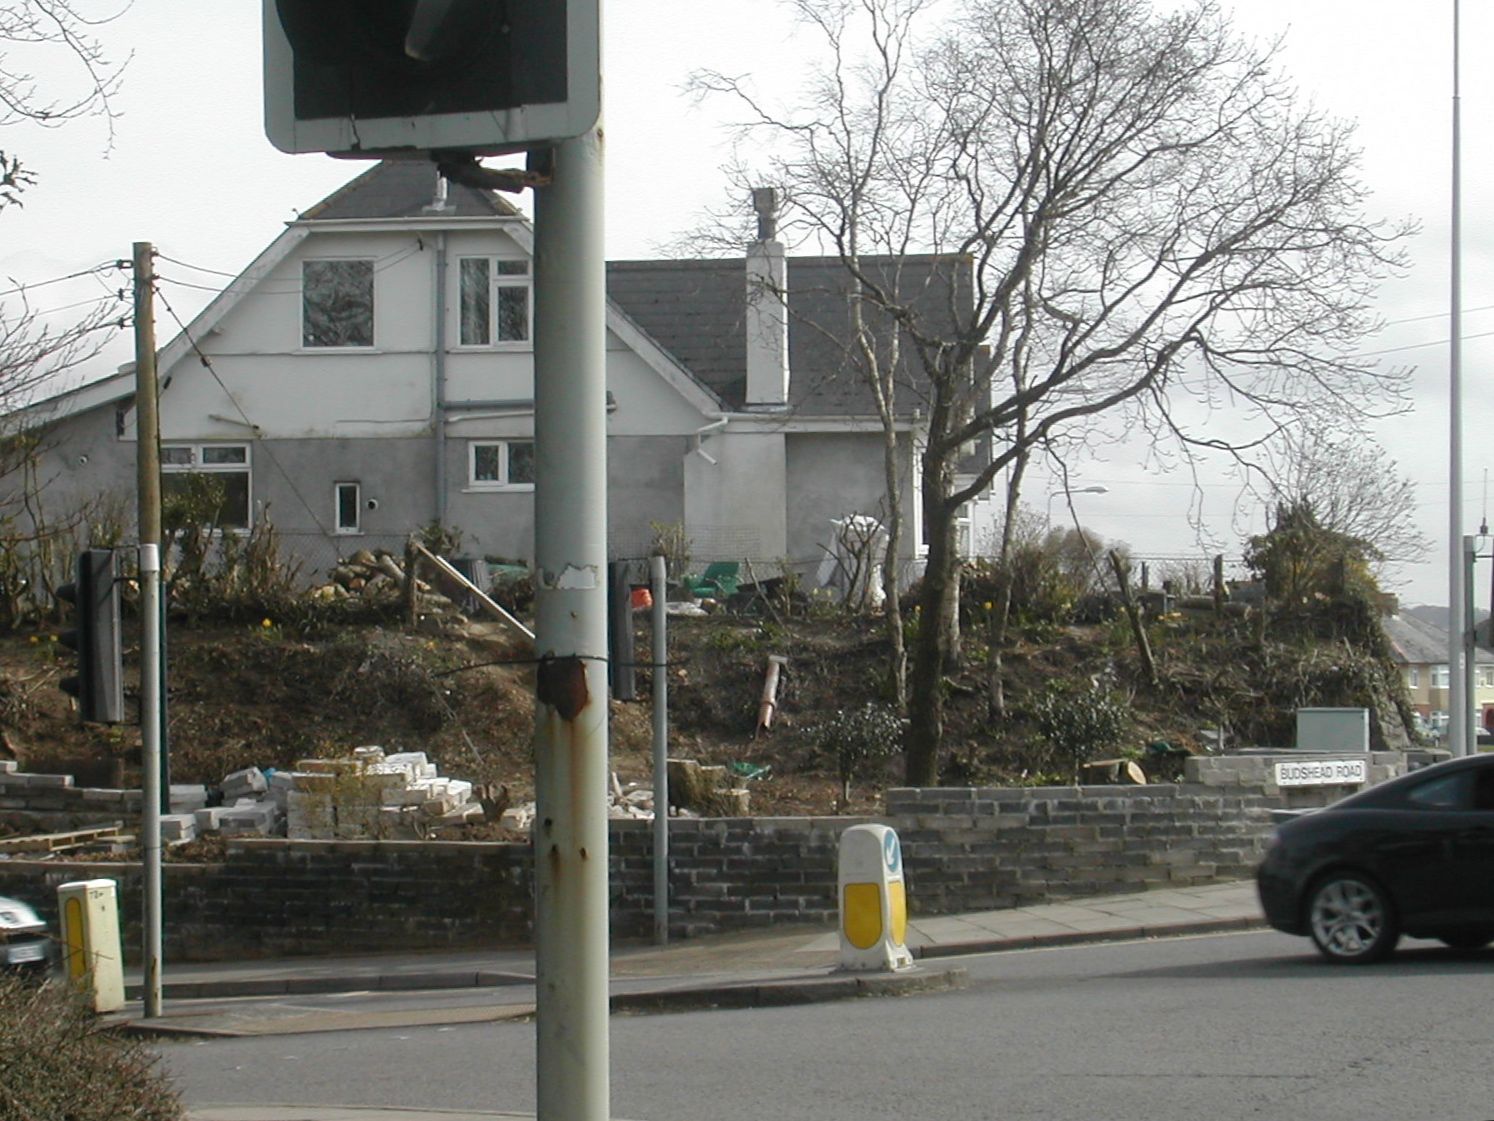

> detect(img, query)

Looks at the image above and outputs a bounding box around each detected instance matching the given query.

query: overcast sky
[1,1,1489,608]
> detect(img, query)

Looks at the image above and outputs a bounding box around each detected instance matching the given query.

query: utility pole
[1448,0,1468,757]
[651,553,669,946]
[531,124,610,1121]
[132,242,164,1018]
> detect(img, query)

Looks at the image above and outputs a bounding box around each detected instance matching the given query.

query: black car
[1258,754,1494,963]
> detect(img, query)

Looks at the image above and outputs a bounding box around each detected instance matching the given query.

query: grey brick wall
[0,752,1425,959]
[885,783,1277,913]
[0,840,534,961]
[609,816,875,938]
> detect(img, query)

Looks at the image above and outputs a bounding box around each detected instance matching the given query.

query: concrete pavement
[120,879,1265,1120]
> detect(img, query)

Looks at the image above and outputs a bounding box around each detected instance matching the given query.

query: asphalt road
[159,930,1494,1120]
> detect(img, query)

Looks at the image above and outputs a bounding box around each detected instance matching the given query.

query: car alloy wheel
[1307,874,1399,964]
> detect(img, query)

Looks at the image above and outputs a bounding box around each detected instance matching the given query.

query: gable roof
[299,159,521,220]
[1383,612,1494,666]
[606,254,971,416]
[18,164,970,428]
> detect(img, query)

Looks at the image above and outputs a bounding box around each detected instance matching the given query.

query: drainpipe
[434,231,449,526]
[693,416,728,464]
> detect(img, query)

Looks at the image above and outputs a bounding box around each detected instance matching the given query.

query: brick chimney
[745,188,789,408]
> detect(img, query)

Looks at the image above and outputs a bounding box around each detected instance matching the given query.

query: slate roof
[1383,612,1494,666]
[606,254,971,415]
[300,159,521,220]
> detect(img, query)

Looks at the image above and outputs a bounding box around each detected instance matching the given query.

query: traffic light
[263,0,601,157]
[56,549,124,725]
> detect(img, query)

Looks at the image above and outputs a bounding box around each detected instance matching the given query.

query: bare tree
[0,1,132,620]
[1258,426,1427,580]
[696,0,1410,784]
[0,0,131,399]
[0,1,128,138]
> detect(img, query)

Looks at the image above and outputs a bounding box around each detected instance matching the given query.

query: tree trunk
[986,451,1029,721]
[905,493,960,785]
[880,428,907,710]
[987,572,1014,721]
[1109,550,1157,686]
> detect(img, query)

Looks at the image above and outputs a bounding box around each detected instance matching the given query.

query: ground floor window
[335,481,361,534]
[161,443,251,530]
[469,440,535,489]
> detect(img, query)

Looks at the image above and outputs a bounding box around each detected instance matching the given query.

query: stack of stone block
[143,750,485,844]
[280,748,480,840]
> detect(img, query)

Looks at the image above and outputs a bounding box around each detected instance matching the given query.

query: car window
[1404,771,1472,810]
[1475,768,1494,811]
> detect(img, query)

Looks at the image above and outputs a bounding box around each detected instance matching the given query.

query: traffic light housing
[263,0,601,157]
[56,549,124,725]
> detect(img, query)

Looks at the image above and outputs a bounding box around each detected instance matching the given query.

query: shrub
[162,501,307,626]
[0,975,184,1120]
[648,521,691,589]
[1032,685,1129,783]
[808,701,905,803]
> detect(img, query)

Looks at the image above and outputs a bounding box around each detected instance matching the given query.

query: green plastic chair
[688,561,740,599]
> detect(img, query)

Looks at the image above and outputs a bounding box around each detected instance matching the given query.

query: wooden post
[1213,554,1225,613]
[1109,550,1157,686]
[403,538,418,627]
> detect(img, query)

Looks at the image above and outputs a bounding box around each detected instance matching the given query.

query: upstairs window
[161,443,251,530]
[459,257,531,345]
[303,259,374,347]
[469,440,535,490]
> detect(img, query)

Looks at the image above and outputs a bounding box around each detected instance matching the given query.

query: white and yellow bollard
[838,824,914,972]
[57,879,125,1013]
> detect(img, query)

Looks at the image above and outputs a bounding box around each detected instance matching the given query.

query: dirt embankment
[0,599,1417,824]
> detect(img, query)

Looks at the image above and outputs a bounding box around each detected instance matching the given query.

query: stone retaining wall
[0,751,1427,959]
[0,841,534,961]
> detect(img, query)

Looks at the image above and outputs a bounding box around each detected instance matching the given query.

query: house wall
[683,431,788,562]
[784,431,916,581]
[1400,662,1494,736]
[26,400,136,538]
[174,230,445,440]
[607,436,685,559]
[9,217,925,592]
[252,437,435,579]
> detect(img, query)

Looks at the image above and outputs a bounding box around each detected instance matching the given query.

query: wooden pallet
[0,822,127,854]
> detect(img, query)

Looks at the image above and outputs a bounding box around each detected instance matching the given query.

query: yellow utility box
[57,879,125,1013]
[838,824,913,972]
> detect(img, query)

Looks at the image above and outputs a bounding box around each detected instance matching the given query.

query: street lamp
[1046,484,1109,527]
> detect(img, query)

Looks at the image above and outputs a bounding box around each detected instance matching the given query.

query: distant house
[1382,611,1494,734]
[11,161,975,588]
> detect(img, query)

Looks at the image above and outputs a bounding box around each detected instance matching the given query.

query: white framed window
[303,258,374,347]
[334,481,361,534]
[468,440,535,490]
[161,443,251,530]
[1407,667,1420,689]
[458,257,531,346]
[1433,665,1451,690]
[1479,667,1494,689]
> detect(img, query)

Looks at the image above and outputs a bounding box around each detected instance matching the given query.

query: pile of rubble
[494,760,751,832]
[308,548,463,619]
[161,747,484,842]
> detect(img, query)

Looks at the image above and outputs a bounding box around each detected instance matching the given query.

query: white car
[0,895,51,974]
